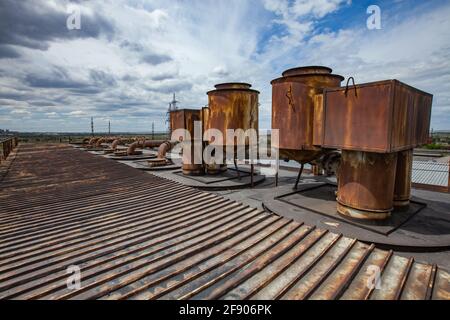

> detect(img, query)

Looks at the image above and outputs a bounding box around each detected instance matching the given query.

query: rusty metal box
[322,80,432,153]
[169,109,201,140]
[272,82,321,151]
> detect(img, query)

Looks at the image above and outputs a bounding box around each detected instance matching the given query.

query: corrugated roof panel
[412,161,449,187]
[0,144,448,300]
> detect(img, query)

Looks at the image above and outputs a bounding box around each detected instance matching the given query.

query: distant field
[16,133,170,144]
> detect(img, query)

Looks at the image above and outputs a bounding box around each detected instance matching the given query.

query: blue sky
[0,0,449,132]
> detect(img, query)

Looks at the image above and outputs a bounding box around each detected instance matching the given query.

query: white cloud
[69,110,87,116]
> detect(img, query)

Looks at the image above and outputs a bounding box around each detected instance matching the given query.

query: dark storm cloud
[121,74,139,82]
[120,40,173,66]
[94,104,126,112]
[25,67,88,89]
[0,45,21,59]
[141,53,172,65]
[0,0,114,51]
[119,40,144,52]
[93,100,150,113]
[89,69,117,87]
[70,87,103,95]
[29,100,57,107]
[0,91,30,101]
[24,67,117,96]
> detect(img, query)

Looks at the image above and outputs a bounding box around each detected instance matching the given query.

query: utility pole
[167,93,178,138]
[152,121,155,140]
[108,120,111,136]
[91,117,94,137]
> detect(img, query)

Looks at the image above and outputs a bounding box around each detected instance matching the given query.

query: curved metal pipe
[89,137,100,146]
[157,140,179,159]
[127,140,166,155]
[111,138,122,150]
[95,137,117,147]
[95,137,107,147]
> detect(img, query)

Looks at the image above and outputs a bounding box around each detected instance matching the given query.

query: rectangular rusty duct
[0,137,18,162]
[169,109,201,140]
[322,80,433,153]
[272,82,318,151]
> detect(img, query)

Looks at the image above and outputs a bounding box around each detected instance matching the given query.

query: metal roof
[412,161,449,187]
[0,144,448,300]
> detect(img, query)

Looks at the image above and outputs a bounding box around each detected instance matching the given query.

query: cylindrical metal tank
[169,109,204,176]
[271,66,344,164]
[205,83,259,146]
[204,83,259,175]
[393,149,413,208]
[337,150,398,220]
[201,105,228,174]
[182,141,204,175]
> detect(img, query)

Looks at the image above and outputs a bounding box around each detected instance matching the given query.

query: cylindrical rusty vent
[337,150,398,220]
[214,83,252,90]
[201,106,210,129]
[393,149,413,208]
[205,82,259,146]
[205,163,227,175]
[281,66,332,77]
[147,158,169,167]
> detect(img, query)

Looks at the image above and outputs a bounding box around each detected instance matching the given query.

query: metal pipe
[88,137,99,146]
[95,137,107,147]
[127,140,166,156]
[393,149,413,208]
[182,140,205,175]
[337,150,397,220]
[157,140,179,159]
[111,139,122,150]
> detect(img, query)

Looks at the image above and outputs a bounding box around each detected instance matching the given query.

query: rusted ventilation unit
[169,109,203,175]
[169,83,260,177]
[272,66,344,164]
[204,82,259,174]
[323,80,432,219]
[272,66,433,220]
[271,66,344,187]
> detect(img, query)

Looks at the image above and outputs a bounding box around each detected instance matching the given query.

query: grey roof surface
[412,161,449,187]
